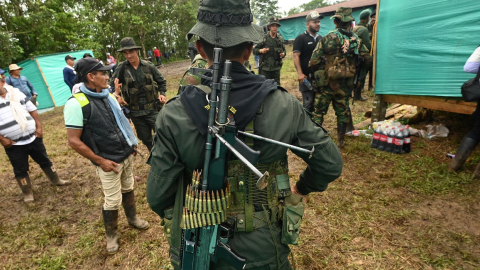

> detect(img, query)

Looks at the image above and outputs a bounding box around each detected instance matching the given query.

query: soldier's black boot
[102,208,119,254]
[337,123,347,148]
[354,85,367,101]
[16,176,34,202]
[448,137,478,171]
[346,112,354,133]
[122,191,149,230]
[42,166,71,186]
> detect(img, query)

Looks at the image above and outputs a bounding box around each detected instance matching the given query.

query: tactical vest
[71,93,135,165]
[119,60,159,111]
[259,33,284,69]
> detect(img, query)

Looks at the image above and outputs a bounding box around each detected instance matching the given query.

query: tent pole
[372,0,380,86]
[35,59,57,107]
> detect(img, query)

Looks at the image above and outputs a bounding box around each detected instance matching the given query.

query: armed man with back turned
[352,9,372,101]
[309,7,372,148]
[111,37,167,152]
[146,0,343,269]
[253,17,286,86]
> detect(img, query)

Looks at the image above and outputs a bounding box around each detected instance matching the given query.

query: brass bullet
[207,191,212,213]
[194,193,199,213]
[221,189,227,211]
[201,213,206,227]
[212,191,217,213]
[202,191,206,213]
[216,191,222,212]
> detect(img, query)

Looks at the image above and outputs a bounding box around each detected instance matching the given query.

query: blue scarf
[80,83,139,147]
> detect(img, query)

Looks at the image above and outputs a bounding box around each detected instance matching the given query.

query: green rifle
[181,48,314,270]
[353,56,365,92]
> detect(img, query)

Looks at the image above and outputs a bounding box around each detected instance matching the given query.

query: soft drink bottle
[403,125,411,153]
[377,125,388,151]
[394,128,404,154]
[385,127,396,153]
[371,124,381,148]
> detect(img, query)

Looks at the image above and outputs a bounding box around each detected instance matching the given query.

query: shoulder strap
[195,85,212,95]
[73,93,98,154]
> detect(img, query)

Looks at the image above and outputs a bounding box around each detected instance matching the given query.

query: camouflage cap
[187,0,263,48]
[267,17,281,27]
[306,11,324,22]
[330,7,354,22]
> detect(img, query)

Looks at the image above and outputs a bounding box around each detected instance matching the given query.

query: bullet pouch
[281,194,305,245]
[162,207,174,246]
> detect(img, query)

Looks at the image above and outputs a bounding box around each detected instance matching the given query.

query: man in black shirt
[293,11,324,113]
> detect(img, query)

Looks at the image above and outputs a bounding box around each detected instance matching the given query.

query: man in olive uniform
[253,17,286,85]
[146,0,343,269]
[309,7,371,148]
[352,9,372,101]
[111,37,167,152]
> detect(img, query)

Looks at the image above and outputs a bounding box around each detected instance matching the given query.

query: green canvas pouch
[281,194,305,245]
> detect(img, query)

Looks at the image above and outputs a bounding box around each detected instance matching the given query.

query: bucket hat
[187,0,263,48]
[117,37,143,52]
[8,64,23,71]
[267,17,281,27]
[330,7,354,22]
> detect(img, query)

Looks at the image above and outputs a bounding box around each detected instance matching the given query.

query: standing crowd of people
[1,0,478,269]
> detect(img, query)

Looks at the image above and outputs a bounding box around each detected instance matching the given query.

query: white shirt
[0,86,37,145]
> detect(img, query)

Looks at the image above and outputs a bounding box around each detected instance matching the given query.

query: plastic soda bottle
[304,78,314,91]
[378,125,388,151]
[394,128,404,154]
[371,124,381,148]
[403,125,411,153]
[385,127,396,153]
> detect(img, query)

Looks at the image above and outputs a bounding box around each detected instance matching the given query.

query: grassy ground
[0,45,479,269]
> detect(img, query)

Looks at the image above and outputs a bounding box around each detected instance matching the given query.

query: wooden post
[372,0,380,87]
[35,59,56,107]
[371,94,387,123]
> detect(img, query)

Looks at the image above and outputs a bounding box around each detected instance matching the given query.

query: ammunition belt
[129,102,155,111]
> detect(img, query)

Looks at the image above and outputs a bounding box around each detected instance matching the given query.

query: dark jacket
[81,95,135,165]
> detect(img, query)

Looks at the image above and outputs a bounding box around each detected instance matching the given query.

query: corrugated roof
[280,0,377,20]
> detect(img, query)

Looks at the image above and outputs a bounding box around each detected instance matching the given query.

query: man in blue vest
[64,57,149,255]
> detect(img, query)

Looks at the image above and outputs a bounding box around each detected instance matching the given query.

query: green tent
[375,0,478,97]
[3,50,94,110]
[279,0,377,40]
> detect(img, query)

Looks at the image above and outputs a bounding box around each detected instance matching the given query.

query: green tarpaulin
[3,50,94,109]
[279,7,375,41]
[375,0,478,97]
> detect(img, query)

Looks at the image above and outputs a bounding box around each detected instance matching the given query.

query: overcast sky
[277,0,338,15]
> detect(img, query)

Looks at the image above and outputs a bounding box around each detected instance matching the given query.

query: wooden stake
[35,59,56,107]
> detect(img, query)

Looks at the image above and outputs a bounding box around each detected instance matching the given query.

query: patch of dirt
[157,59,191,77]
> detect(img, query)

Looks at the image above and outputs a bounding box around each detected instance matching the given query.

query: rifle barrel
[237,131,313,154]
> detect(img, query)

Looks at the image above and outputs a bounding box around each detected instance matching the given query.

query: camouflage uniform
[353,19,372,98]
[253,18,286,85]
[309,7,371,147]
[178,54,208,94]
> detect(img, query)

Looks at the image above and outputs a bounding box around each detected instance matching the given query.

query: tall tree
[252,0,280,26]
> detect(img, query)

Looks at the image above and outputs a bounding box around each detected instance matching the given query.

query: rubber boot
[346,112,354,133]
[122,191,150,230]
[354,85,367,101]
[16,176,34,202]
[42,166,71,186]
[474,162,480,179]
[448,137,478,172]
[102,208,119,254]
[337,123,347,148]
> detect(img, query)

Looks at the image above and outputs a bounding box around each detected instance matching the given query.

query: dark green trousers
[260,70,281,86]
[130,111,158,151]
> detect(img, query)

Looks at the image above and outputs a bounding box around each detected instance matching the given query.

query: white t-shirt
[0,86,37,145]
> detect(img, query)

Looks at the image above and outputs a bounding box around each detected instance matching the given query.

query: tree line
[0,0,343,68]
[0,0,198,68]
